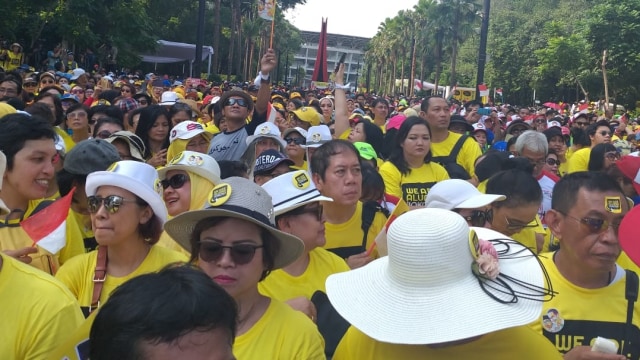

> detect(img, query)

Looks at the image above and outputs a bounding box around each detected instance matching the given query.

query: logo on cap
[209,183,232,206]
[605,196,622,213]
[293,171,310,189]
[311,132,322,142]
[186,154,204,166]
[186,123,203,131]
[468,230,480,260]
[107,162,119,172]
[168,153,184,165]
[259,125,271,134]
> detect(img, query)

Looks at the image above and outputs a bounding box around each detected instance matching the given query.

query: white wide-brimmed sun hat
[158,151,221,185]
[164,177,305,269]
[425,179,506,210]
[86,160,167,225]
[262,170,332,216]
[326,208,550,345]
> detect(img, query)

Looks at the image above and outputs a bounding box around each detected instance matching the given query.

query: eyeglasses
[71,89,84,94]
[224,98,248,108]
[605,151,621,161]
[40,79,55,85]
[67,112,88,119]
[198,241,263,264]
[87,195,138,214]
[284,137,306,145]
[599,131,612,137]
[461,210,487,227]
[137,100,148,105]
[287,205,323,221]
[505,216,539,231]
[560,212,620,235]
[575,121,588,127]
[0,87,17,96]
[96,130,113,139]
[160,173,189,190]
[121,88,131,93]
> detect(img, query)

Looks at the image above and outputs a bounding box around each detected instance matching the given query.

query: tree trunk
[212,0,221,74]
[409,36,417,98]
[602,49,609,110]
[400,55,406,95]
[434,40,443,96]
[449,9,460,88]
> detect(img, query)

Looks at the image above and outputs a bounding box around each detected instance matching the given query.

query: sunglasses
[284,137,306,145]
[562,213,620,235]
[287,205,323,221]
[599,131,612,136]
[575,121,588,126]
[71,89,84,94]
[87,195,138,214]
[198,241,263,265]
[96,130,112,139]
[461,210,487,227]
[224,98,248,108]
[137,100,148,105]
[160,174,189,190]
[121,88,131,93]
[24,82,37,87]
[41,79,55,85]
[546,158,560,166]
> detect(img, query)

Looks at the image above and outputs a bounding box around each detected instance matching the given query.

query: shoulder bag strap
[90,245,108,313]
[623,269,639,355]
[449,134,469,162]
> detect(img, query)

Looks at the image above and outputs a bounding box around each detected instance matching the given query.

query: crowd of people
[1,46,640,360]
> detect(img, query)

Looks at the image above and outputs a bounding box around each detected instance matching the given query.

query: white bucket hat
[282,126,308,140]
[425,179,505,210]
[262,170,332,216]
[159,92,179,106]
[158,151,221,185]
[164,177,304,269]
[85,160,167,225]
[326,208,549,345]
[169,121,212,144]
[302,125,332,149]
[245,122,286,149]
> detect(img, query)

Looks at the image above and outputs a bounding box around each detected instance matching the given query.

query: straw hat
[262,170,332,216]
[86,161,167,225]
[164,177,305,269]
[425,179,505,210]
[326,208,547,345]
[158,151,221,185]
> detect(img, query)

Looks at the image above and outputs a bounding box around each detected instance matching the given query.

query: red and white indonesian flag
[22,189,74,254]
[478,84,490,97]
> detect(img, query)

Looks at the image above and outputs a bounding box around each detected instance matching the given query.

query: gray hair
[514,130,548,155]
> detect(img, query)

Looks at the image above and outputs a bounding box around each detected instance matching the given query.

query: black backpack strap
[623,269,638,355]
[449,134,469,163]
[0,200,54,228]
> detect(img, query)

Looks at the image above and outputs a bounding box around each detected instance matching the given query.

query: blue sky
[284,0,419,38]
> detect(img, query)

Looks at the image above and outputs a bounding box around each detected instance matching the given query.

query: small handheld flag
[22,188,75,254]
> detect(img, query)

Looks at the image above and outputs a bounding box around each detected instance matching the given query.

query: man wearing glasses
[531,171,638,359]
[207,49,276,162]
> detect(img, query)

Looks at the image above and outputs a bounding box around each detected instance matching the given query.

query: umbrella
[619,203,640,266]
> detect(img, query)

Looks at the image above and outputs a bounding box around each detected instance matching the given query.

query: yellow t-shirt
[333,325,562,359]
[529,254,640,357]
[291,160,308,171]
[567,147,590,174]
[379,161,449,207]
[0,253,84,360]
[431,131,483,177]
[55,245,187,308]
[49,311,96,360]
[156,231,191,257]
[258,247,350,301]
[511,215,545,253]
[234,299,325,360]
[617,251,640,274]
[323,201,387,259]
[0,199,85,275]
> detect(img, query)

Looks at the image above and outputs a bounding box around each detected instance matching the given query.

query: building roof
[299,31,370,51]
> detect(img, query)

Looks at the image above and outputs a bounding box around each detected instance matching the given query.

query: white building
[288,31,370,89]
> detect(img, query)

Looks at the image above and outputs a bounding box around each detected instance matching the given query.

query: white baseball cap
[169,121,212,144]
[245,122,286,149]
[425,179,505,210]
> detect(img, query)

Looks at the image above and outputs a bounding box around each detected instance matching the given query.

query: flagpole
[269,2,276,48]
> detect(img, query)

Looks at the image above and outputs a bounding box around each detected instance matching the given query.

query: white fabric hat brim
[86,171,168,225]
[171,129,212,143]
[159,101,177,106]
[164,209,304,269]
[274,191,333,216]
[246,133,287,149]
[326,226,543,345]
[301,141,330,149]
[456,194,506,209]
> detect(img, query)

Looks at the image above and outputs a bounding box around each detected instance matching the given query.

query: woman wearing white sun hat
[328,208,560,359]
[55,161,187,316]
[164,177,325,360]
